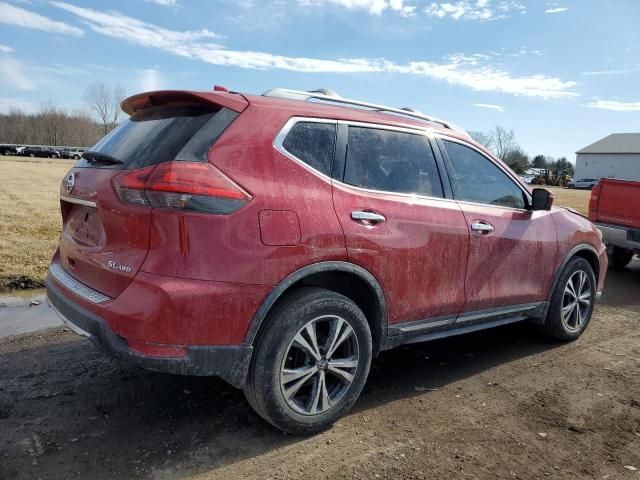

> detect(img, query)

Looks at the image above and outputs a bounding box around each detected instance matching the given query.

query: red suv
[47,87,607,434]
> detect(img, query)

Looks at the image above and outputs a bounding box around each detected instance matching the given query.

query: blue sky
[0,0,638,160]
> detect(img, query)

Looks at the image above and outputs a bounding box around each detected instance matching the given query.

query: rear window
[281,121,336,176]
[76,105,238,169]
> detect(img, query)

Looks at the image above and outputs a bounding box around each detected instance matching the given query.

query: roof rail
[262,88,469,136]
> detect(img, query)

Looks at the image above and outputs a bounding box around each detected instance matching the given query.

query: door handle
[470,221,494,234]
[351,211,386,224]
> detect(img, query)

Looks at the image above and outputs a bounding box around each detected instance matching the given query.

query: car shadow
[0,319,564,480]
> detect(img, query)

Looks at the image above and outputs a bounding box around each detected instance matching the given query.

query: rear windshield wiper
[82,151,123,165]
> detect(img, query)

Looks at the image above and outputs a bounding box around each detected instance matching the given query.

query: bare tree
[470,126,517,160]
[83,81,126,135]
[469,131,494,150]
[490,126,517,161]
[0,105,102,147]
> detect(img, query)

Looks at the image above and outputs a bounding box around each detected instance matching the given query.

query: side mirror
[531,188,554,211]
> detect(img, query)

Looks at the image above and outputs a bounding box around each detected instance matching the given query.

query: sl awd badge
[107,260,133,273]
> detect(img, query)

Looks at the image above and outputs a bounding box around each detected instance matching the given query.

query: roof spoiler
[121,90,248,116]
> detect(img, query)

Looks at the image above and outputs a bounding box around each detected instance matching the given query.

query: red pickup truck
[589,178,640,269]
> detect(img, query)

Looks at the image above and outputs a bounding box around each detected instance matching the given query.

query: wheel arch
[547,244,600,305]
[243,261,388,356]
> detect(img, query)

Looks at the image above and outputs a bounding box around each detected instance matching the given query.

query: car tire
[542,257,596,341]
[244,287,372,435]
[608,247,633,270]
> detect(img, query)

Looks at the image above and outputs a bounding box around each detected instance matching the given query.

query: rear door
[436,137,558,312]
[331,123,469,327]
[58,100,241,298]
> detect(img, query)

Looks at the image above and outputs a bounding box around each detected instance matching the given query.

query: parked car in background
[0,144,19,155]
[21,146,60,158]
[47,86,607,435]
[59,148,84,160]
[589,178,640,269]
[567,178,598,189]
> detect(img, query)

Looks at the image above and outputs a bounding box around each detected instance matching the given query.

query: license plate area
[68,205,103,247]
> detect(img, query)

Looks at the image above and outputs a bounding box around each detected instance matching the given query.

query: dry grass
[0,156,71,292]
[0,156,593,293]
[544,186,590,215]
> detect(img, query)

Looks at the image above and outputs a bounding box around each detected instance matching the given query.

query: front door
[331,125,469,327]
[437,138,558,312]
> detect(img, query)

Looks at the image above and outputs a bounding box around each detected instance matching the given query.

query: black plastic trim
[545,243,601,313]
[332,123,348,181]
[243,261,387,353]
[46,277,252,388]
[384,301,547,349]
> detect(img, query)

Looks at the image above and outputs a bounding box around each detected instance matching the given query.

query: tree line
[470,126,574,177]
[0,81,126,147]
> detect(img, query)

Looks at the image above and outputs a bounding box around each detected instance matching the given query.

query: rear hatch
[594,179,640,229]
[57,91,246,298]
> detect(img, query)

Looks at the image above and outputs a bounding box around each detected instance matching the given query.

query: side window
[344,127,444,198]
[282,121,336,176]
[442,140,526,209]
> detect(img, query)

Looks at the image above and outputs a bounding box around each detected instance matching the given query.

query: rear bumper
[596,222,640,252]
[46,278,252,388]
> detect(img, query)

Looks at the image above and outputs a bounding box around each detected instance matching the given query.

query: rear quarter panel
[140,104,348,286]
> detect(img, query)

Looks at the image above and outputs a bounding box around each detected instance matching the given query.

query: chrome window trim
[275,116,529,207]
[49,263,111,304]
[434,133,533,211]
[273,116,338,183]
[59,195,97,208]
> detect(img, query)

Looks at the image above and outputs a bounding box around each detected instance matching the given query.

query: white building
[575,133,640,181]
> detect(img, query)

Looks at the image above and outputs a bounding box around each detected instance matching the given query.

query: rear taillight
[112,161,251,214]
[588,181,602,221]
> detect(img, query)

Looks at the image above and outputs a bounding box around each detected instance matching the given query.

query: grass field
[0,157,592,293]
[0,156,72,292]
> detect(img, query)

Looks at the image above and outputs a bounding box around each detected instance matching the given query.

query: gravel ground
[1,261,639,480]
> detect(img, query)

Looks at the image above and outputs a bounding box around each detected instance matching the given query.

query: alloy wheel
[279,315,359,416]
[561,270,592,331]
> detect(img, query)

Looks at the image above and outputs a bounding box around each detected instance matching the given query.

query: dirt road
[1,262,639,480]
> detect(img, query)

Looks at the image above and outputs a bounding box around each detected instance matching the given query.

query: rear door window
[281,121,336,176]
[76,105,238,169]
[442,139,526,209]
[343,127,444,198]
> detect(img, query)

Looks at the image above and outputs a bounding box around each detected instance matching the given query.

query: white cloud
[425,0,526,21]
[582,100,640,112]
[50,2,578,99]
[0,1,83,36]
[137,67,165,91]
[0,97,39,113]
[545,7,567,13]
[302,0,415,16]
[0,56,36,91]
[146,0,178,6]
[473,103,504,112]
[0,44,14,53]
[51,1,219,48]
[580,69,632,76]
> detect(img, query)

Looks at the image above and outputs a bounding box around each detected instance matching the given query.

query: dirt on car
[1,261,639,480]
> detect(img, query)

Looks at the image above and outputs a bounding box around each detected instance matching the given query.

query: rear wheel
[244,287,372,435]
[542,257,596,341]
[608,247,633,270]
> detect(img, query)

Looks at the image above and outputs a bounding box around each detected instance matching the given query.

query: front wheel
[244,287,372,435]
[542,257,596,341]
